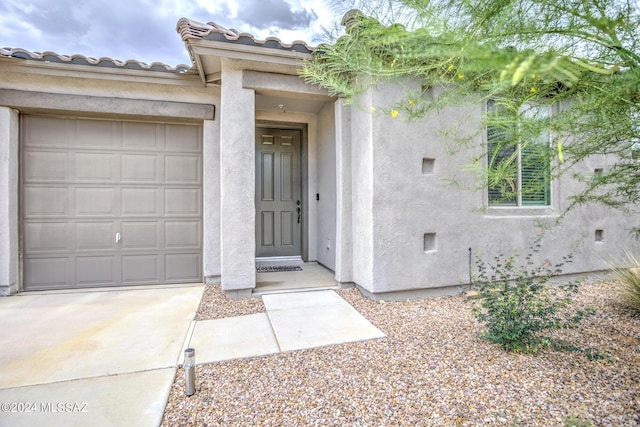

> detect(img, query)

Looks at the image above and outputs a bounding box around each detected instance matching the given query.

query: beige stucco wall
[315,102,337,270]
[346,79,640,298]
[349,90,376,291]
[7,55,628,299]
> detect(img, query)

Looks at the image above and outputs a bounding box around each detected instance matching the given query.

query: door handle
[115,232,121,243]
[296,207,301,224]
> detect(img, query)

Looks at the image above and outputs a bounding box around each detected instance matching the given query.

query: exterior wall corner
[0,107,19,295]
[203,119,221,282]
[334,100,354,282]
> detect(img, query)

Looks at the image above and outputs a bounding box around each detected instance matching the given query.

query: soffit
[176,18,314,85]
[255,94,326,114]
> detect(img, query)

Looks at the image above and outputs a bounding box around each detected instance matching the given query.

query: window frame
[486,100,552,209]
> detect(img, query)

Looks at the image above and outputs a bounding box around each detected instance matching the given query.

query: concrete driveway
[0,284,203,427]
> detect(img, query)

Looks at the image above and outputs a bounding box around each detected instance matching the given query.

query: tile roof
[176,18,314,54]
[1,18,316,74]
[0,47,191,73]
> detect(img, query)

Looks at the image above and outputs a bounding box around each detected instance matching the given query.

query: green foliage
[608,250,640,312]
[303,0,640,212]
[472,249,594,353]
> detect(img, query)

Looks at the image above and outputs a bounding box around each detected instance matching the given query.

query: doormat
[256,266,303,273]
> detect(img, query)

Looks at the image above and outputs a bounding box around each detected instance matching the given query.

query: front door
[255,128,302,257]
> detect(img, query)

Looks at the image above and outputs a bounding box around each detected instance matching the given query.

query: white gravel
[163,281,640,426]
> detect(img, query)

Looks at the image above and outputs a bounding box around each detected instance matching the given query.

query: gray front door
[255,128,302,257]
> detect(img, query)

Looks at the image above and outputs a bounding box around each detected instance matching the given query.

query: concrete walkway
[0,285,384,427]
[188,290,386,364]
[0,285,204,427]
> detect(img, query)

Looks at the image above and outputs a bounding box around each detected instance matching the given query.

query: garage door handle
[115,232,121,243]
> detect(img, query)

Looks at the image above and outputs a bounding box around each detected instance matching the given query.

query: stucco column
[0,107,19,296]
[219,59,256,295]
[202,119,221,283]
[334,100,354,283]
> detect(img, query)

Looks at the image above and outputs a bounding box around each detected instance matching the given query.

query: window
[486,100,551,207]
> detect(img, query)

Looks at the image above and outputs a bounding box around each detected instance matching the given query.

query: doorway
[255,128,302,258]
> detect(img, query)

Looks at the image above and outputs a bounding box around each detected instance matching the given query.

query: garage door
[22,116,203,291]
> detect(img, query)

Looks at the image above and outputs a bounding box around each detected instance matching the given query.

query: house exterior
[1,17,637,299]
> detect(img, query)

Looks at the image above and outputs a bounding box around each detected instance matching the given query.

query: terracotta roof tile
[176,18,314,54]
[0,47,191,73]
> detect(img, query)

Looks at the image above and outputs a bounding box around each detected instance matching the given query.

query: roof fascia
[192,50,207,86]
[188,39,310,68]
[0,57,202,87]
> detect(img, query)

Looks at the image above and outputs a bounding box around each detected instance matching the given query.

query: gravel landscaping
[193,283,265,321]
[163,281,639,426]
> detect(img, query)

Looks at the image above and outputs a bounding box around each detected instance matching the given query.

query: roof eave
[0,56,202,86]
[187,39,310,74]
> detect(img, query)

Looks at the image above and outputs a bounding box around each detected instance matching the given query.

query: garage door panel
[122,188,159,216]
[24,187,68,217]
[76,188,116,216]
[24,151,68,181]
[165,188,201,216]
[165,155,201,184]
[122,154,159,182]
[165,253,201,281]
[75,152,116,182]
[24,258,68,289]
[23,116,70,147]
[165,221,200,249]
[23,117,203,290]
[77,256,115,285]
[76,222,114,250]
[166,124,201,152]
[123,122,160,149]
[121,221,158,249]
[25,222,69,252]
[76,119,119,148]
[122,255,159,283]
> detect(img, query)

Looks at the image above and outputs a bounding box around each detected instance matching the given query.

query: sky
[0,0,345,67]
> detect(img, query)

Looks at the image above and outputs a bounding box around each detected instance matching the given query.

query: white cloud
[0,15,42,45]
[0,0,342,65]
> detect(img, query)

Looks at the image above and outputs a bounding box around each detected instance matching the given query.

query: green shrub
[608,251,640,312]
[472,249,593,353]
